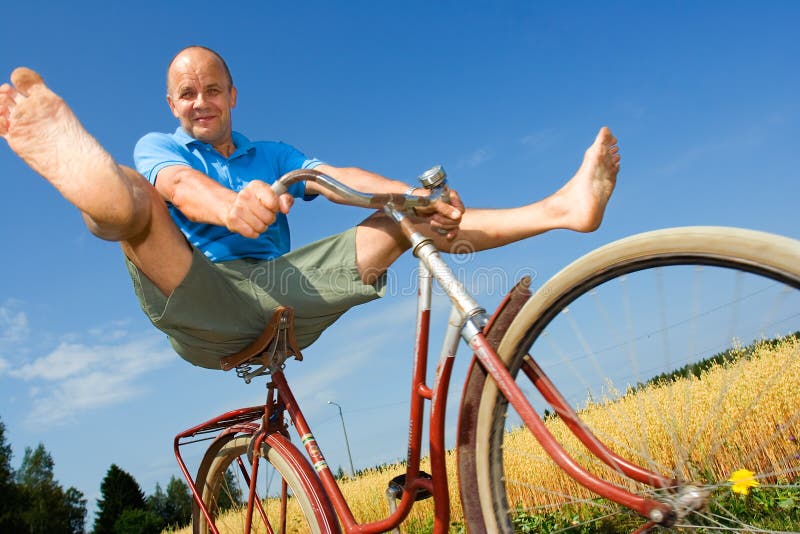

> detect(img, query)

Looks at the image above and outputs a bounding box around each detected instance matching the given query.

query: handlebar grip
[271,181,288,196]
[439,185,451,205]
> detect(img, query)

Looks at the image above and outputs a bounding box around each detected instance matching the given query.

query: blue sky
[1,0,798,524]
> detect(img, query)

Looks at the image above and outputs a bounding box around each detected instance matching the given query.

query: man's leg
[0,67,191,295]
[354,127,621,284]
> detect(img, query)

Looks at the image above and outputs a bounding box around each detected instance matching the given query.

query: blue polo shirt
[134,128,320,262]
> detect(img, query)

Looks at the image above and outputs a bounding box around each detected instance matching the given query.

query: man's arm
[305,164,410,200]
[155,165,292,239]
[308,164,464,236]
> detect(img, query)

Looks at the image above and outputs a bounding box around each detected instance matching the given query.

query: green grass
[507,475,800,532]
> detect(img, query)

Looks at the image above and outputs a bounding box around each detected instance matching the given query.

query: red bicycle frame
[173,169,683,533]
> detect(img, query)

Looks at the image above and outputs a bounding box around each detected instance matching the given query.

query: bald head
[167,46,233,93]
[165,46,238,154]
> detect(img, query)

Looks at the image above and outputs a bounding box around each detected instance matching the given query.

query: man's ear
[167,94,179,118]
[230,86,237,109]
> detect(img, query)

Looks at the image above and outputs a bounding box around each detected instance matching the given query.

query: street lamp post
[327,400,355,477]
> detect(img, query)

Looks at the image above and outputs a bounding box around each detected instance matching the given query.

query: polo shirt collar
[173,127,255,159]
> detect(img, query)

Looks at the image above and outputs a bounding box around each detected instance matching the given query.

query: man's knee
[354,214,409,284]
[83,167,157,241]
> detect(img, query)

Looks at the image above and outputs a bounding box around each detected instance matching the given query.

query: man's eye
[207,88,220,95]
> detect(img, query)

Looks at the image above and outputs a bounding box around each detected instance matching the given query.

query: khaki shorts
[126,228,385,369]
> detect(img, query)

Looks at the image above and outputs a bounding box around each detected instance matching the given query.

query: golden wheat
[172,337,799,533]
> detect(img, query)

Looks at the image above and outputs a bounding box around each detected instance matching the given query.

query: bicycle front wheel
[466,227,800,532]
[193,432,338,534]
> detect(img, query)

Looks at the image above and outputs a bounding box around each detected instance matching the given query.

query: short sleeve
[274,142,314,174]
[134,133,192,185]
[274,142,325,201]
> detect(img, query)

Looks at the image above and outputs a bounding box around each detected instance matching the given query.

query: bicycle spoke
[192,434,333,533]
[464,228,800,533]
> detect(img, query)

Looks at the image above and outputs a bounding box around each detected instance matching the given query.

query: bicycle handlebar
[270,168,448,212]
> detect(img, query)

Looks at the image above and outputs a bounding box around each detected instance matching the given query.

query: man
[0,47,620,370]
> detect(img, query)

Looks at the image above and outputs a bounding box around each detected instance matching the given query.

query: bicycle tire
[193,432,339,534]
[460,227,800,532]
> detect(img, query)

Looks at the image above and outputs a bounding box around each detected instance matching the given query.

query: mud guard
[456,276,532,531]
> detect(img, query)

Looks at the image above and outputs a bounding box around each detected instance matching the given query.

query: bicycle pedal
[386,472,433,502]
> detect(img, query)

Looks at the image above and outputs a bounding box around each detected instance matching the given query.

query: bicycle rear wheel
[461,227,800,532]
[193,431,338,534]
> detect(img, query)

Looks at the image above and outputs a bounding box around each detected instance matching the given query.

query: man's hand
[223,180,294,238]
[412,189,464,240]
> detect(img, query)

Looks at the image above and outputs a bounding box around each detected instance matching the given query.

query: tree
[335,465,346,480]
[64,487,87,534]
[0,418,24,531]
[14,442,86,533]
[17,443,60,532]
[145,482,167,523]
[113,508,163,534]
[93,464,146,534]
[0,418,13,489]
[146,476,192,530]
[164,476,192,527]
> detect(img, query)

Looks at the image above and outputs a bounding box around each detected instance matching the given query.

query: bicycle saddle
[219,306,303,374]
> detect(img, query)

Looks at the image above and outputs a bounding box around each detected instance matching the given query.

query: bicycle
[174,166,800,533]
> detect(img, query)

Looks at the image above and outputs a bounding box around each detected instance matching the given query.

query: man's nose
[193,92,208,108]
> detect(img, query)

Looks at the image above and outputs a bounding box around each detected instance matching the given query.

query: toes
[10,67,45,96]
[595,126,618,146]
[594,127,607,145]
[0,83,15,105]
[0,85,12,135]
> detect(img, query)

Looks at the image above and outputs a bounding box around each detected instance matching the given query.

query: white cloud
[654,123,768,178]
[26,371,141,423]
[12,342,104,381]
[459,147,494,168]
[88,319,131,342]
[0,299,30,345]
[0,357,8,375]
[10,333,175,426]
[520,128,560,153]
[289,299,418,410]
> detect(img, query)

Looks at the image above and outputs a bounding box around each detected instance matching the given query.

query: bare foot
[0,67,144,230]
[548,126,620,232]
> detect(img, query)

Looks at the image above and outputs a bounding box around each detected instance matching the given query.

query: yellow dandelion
[728,469,759,495]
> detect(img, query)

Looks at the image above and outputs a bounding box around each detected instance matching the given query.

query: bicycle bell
[417,165,447,189]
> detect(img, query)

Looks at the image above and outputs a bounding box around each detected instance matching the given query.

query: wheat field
[172,336,799,533]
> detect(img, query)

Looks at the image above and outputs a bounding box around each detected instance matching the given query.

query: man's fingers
[447,189,465,213]
[427,189,464,240]
[244,180,280,211]
[278,192,294,214]
[227,202,272,237]
[226,181,286,237]
[434,194,462,220]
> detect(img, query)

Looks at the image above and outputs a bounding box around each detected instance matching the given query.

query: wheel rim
[475,228,800,532]
[193,435,329,533]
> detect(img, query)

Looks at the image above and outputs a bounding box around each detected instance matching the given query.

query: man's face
[166,49,237,148]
